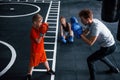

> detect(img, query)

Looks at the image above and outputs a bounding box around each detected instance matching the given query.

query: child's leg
[43,61,55,75]
[28,66,34,75]
[43,61,50,71]
[26,66,34,80]
[68,31,74,43]
[70,30,74,37]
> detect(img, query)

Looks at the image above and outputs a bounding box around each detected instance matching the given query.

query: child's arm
[60,25,64,37]
[68,23,72,34]
[35,33,44,43]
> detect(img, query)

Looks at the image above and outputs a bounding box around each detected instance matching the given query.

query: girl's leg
[43,61,55,75]
[26,66,34,80]
[28,66,34,75]
[43,61,50,71]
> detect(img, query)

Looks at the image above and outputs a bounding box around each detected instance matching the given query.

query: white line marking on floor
[50,1,60,80]
[47,31,56,33]
[48,19,57,20]
[48,16,57,17]
[44,36,55,38]
[33,69,47,72]
[48,22,57,24]
[49,13,58,14]
[44,42,55,44]
[49,26,56,28]
[45,49,54,52]
[47,58,53,61]
[0,3,40,18]
[30,2,60,80]
[44,1,52,23]
[0,40,17,77]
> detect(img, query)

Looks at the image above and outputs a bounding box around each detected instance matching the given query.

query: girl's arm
[35,34,45,43]
[60,25,64,36]
[68,23,72,35]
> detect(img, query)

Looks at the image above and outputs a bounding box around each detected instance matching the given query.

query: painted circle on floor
[0,40,16,77]
[0,3,40,18]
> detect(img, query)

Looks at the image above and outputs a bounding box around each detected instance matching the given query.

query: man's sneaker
[26,74,31,80]
[105,68,120,74]
[111,68,120,73]
[47,69,55,75]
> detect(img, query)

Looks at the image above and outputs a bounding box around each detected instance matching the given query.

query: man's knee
[87,56,95,64]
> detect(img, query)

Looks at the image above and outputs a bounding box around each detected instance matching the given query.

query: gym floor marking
[0,3,40,18]
[0,2,41,77]
[0,1,60,80]
[31,1,60,80]
[0,40,16,77]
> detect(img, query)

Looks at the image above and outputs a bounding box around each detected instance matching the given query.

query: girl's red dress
[29,26,47,67]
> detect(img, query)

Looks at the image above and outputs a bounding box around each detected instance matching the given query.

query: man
[77,9,119,80]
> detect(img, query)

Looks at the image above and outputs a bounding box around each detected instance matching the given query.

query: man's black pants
[87,44,116,80]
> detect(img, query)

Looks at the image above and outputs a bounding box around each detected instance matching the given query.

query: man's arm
[83,28,89,36]
[81,34,97,46]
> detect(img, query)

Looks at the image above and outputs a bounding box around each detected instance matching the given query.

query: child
[60,16,74,44]
[26,14,55,80]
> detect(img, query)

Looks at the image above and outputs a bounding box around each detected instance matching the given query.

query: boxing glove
[39,23,48,34]
[68,36,74,43]
[70,17,83,38]
[60,36,67,44]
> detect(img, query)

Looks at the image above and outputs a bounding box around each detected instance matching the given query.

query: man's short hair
[79,9,93,19]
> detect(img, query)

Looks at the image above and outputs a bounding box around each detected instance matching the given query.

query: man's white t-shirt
[87,19,115,47]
